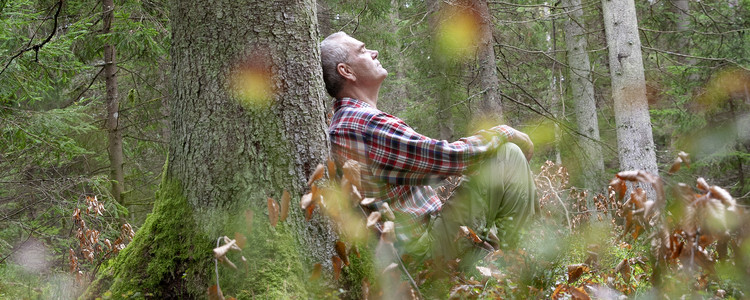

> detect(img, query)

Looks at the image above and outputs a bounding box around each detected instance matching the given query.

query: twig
[0,0,63,77]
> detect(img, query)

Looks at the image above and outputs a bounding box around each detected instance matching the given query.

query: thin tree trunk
[103,0,125,205]
[427,0,455,140]
[602,0,659,177]
[85,0,337,298]
[475,0,504,123]
[563,0,605,190]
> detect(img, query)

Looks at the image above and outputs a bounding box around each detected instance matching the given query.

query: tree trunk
[475,0,504,123]
[602,0,659,176]
[563,0,605,190]
[427,0,455,140]
[103,0,125,205]
[85,0,337,298]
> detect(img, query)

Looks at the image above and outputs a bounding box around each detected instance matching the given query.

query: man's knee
[497,142,527,166]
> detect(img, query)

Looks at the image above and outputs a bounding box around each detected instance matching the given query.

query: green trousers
[406,142,537,260]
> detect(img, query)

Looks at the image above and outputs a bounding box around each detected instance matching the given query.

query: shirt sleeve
[365,112,514,186]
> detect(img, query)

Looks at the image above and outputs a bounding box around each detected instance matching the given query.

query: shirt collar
[333,97,373,111]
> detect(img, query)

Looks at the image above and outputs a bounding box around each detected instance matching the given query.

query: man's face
[337,35,388,86]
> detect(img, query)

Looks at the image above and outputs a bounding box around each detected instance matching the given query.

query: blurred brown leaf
[308,163,325,186]
[460,225,482,244]
[310,263,322,280]
[668,157,682,175]
[327,158,337,179]
[267,197,279,227]
[234,232,246,249]
[244,210,254,233]
[208,284,225,300]
[280,190,290,222]
[615,258,631,284]
[333,255,343,280]
[335,240,349,266]
[567,264,589,283]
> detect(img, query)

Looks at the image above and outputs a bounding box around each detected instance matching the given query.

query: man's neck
[338,86,380,109]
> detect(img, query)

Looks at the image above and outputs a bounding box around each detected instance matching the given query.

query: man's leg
[428,142,537,260]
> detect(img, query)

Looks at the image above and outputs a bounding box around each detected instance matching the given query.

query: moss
[83,178,315,299]
[83,179,213,299]
[338,241,375,300]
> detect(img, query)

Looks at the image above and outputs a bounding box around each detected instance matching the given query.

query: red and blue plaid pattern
[329,98,514,238]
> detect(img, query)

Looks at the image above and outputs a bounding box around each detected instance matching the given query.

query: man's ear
[337,63,356,81]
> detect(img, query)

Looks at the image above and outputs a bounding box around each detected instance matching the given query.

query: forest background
[0,0,749,298]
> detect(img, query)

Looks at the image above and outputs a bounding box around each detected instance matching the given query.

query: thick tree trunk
[475,0,504,123]
[103,0,125,205]
[563,0,605,190]
[85,0,337,298]
[602,0,659,176]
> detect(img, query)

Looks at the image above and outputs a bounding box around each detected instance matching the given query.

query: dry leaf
[668,157,682,175]
[459,226,482,244]
[343,160,362,190]
[327,158,337,179]
[569,286,590,300]
[383,262,399,275]
[381,202,395,220]
[361,280,370,300]
[367,211,382,229]
[267,197,279,227]
[360,197,377,206]
[567,264,589,283]
[335,241,349,266]
[208,284,225,300]
[310,263,322,280]
[234,233,247,249]
[300,193,313,210]
[615,258,631,284]
[709,185,736,208]
[697,177,710,192]
[280,190,290,222]
[678,151,690,168]
[381,221,395,243]
[308,164,325,186]
[332,256,343,281]
[305,201,316,221]
[350,244,361,258]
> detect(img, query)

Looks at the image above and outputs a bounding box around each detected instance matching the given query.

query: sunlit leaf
[300,193,313,210]
[342,160,361,190]
[308,164,325,186]
[381,202,395,220]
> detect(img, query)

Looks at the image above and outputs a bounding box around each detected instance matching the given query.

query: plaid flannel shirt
[328,97,515,239]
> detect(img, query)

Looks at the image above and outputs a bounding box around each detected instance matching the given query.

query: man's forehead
[336,34,364,48]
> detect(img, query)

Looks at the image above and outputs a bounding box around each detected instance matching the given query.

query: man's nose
[371,50,378,59]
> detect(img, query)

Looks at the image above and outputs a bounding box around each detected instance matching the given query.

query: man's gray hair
[320,32,350,98]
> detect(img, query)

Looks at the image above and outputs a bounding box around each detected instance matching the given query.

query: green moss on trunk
[83,178,313,299]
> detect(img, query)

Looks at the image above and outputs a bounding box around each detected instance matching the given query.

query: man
[321,32,536,260]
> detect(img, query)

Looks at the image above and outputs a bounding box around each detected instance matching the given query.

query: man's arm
[365,112,518,186]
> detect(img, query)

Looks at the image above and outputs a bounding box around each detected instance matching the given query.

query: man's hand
[509,130,534,161]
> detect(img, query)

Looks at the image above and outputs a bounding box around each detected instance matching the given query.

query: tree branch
[0,0,63,77]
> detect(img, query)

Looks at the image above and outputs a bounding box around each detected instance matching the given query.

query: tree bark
[85,0,337,298]
[475,0,504,123]
[103,0,125,205]
[563,0,605,190]
[602,0,659,177]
